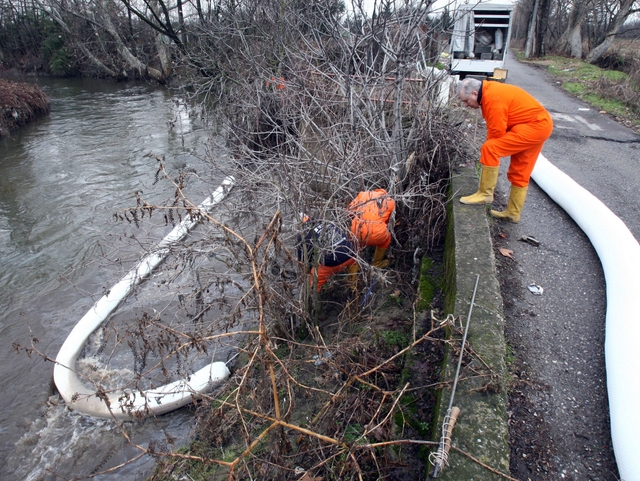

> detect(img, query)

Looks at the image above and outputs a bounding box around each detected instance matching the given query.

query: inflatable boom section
[54,176,235,420]
[532,155,640,481]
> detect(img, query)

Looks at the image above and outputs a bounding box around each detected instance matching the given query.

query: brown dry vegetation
[9,3,482,479]
[148,288,449,481]
[0,78,50,137]
[139,91,471,480]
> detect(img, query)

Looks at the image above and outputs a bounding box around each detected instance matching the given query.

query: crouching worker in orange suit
[298,219,356,292]
[347,189,396,289]
[458,78,553,223]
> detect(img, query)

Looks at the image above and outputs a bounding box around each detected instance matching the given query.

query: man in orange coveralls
[347,189,396,287]
[299,189,395,292]
[458,78,553,223]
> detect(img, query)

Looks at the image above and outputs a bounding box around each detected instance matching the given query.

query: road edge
[431,163,510,480]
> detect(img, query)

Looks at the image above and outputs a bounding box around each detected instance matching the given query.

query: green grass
[562,80,635,119]
[515,51,639,128]
[416,257,436,312]
[562,81,584,94]
[381,330,410,349]
[544,57,628,82]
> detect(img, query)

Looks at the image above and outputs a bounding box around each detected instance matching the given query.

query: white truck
[449,2,514,79]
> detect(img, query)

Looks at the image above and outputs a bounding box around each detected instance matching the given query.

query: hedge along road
[486,52,640,481]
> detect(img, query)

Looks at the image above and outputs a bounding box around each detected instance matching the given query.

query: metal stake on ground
[429,274,480,478]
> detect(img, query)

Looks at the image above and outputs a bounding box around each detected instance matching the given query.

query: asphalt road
[491,53,640,481]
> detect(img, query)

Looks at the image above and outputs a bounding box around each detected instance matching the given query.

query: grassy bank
[514,47,640,134]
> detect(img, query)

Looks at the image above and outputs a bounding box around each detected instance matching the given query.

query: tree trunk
[569,25,582,58]
[100,6,166,82]
[535,0,551,56]
[155,33,172,78]
[555,1,591,57]
[149,0,173,78]
[177,0,186,44]
[586,0,635,63]
[525,0,540,59]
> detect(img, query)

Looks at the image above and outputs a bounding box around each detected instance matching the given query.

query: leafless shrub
[181,0,471,264]
[126,1,475,478]
[591,56,640,115]
[14,1,483,479]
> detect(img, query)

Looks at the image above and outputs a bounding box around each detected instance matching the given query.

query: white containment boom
[531,156,640,481]
[54,176,235,420]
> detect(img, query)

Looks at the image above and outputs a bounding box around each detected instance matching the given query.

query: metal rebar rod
[447,273,480,413]
[431,273,480,478]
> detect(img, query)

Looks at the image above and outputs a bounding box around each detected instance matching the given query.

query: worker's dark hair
[458,78,482,97]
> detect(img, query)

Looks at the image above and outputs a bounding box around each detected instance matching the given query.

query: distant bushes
[40,20,78,77]
[591,44,640,116]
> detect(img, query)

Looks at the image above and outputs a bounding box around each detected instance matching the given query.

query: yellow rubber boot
[460,165,500,205]
[491,186,528,223]
[347,263,359,292]
[372,247,389,268]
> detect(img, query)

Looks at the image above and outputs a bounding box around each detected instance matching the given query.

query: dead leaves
[496,231,514,259]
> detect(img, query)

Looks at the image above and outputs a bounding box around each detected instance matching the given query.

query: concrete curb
[432,164,510,479]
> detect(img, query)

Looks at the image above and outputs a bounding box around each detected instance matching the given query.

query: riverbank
[0,78,50,138]
[143,150,518,481]
[147,240,450,480]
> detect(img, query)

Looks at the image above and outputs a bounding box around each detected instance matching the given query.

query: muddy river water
[0,76,228,480]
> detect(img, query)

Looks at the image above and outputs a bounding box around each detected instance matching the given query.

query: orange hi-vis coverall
[312,258,356,291]
[480,81,553,187]
[348,189,396,250]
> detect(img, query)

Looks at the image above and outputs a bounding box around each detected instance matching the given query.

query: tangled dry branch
[12,1,493,479]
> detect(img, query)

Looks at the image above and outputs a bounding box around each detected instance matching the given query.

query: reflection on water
[0,76,227,480]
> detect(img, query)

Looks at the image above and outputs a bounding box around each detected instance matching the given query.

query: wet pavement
[491,53,640,480]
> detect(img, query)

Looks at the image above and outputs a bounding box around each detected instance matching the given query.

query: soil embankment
[0,78,50,137]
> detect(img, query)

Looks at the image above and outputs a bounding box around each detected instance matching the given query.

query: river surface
[0,76,229,480]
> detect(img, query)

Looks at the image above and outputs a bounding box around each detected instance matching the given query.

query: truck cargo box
[449,1,514,78]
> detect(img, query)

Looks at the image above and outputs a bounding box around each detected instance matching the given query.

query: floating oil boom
[53,176,235,420]
[532,156,640,481]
